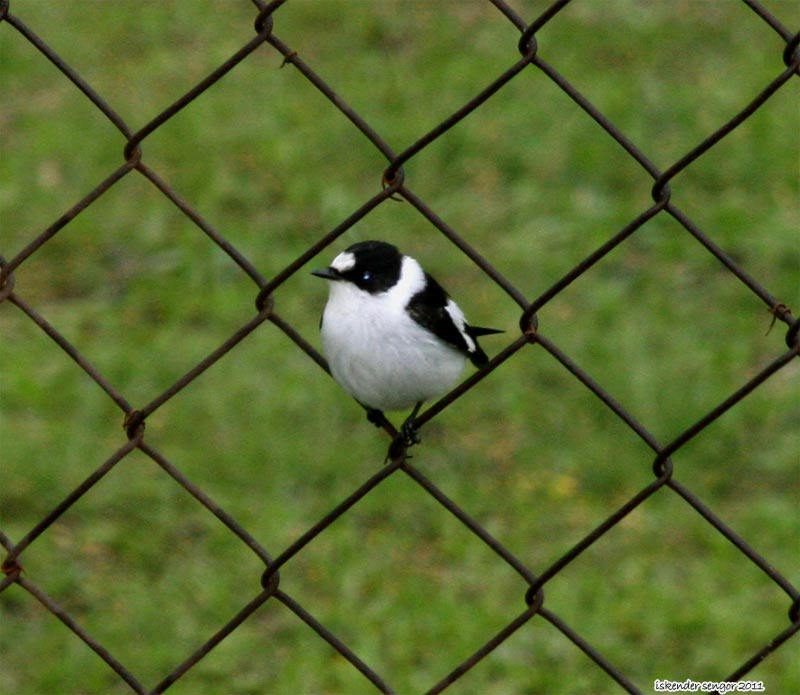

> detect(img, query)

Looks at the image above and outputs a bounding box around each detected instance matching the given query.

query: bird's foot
[385,415,421,463]
[387,435,412,463]
[400,402,424,448]
[366,408,385,427]
[400,415,421,447]
[378,403,425,464]
[385,409,423,463]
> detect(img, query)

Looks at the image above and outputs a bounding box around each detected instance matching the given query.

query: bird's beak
[311,267,341,281]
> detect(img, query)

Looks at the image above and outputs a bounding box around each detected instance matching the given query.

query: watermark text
[654,679,765,693]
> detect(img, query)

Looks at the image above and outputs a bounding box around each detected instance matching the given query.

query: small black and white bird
[312,240,501,446]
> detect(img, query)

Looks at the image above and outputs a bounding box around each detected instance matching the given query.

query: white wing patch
[445,298,477,353]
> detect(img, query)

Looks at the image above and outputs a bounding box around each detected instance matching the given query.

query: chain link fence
[1,1,798,693]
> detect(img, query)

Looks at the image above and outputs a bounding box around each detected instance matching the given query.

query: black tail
[470,326,504,337]
[467,325,503,367]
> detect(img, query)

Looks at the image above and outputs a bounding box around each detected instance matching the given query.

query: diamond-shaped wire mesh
[1,1,798,693]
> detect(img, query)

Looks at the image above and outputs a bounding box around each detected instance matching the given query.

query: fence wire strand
[1,1,798,693]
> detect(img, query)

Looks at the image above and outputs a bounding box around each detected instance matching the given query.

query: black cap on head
[337,240,403,293]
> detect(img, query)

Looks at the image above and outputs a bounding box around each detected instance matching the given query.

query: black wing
[406,274,501,367]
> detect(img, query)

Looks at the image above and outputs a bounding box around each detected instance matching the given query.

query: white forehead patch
[331,251,356,273]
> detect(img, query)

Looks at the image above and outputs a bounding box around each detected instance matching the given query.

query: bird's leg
[365,408,385,428]
[400,401,423,446]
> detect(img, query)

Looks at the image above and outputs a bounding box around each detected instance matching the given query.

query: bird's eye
[361,270,373,283]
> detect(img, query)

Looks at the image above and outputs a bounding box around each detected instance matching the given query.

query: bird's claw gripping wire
[399,401,424,447]
[400,415,421,448]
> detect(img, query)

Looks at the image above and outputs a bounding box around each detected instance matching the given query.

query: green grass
[1,1,799,694]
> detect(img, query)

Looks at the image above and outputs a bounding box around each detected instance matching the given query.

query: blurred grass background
[1,1,798,693]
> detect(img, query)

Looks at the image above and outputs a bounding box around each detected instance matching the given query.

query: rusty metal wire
[1,1,798,693]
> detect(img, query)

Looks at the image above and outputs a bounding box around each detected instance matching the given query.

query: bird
[312,240,501,448]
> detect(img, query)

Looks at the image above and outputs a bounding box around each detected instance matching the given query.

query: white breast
[320,257,467,412]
